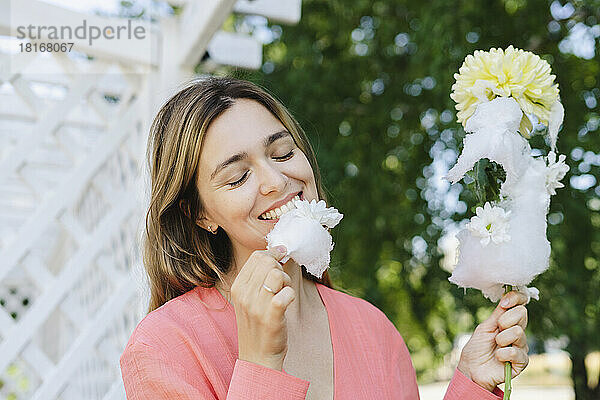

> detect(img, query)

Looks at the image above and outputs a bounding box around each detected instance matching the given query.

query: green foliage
[234,0,599,395]
[466,159,507,207]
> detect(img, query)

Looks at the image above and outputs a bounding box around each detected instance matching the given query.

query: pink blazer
[120,282,504,399]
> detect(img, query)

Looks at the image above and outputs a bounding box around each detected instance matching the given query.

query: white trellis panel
[0,0,302,398]
[0,0,157,67]
[234,0,302,24]
[208,31,263,70]
[175,0,237,69]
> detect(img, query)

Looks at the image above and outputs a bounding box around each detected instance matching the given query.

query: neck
[215,248,315,322]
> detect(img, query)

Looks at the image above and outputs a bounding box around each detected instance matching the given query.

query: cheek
[223,192,255,220]
[204,188,256,224]
[293,152,318,195]
[290,152,316,181]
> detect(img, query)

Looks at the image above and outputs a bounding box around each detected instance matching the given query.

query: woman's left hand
[457,290,529,392]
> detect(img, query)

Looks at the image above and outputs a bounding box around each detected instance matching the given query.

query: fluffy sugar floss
[446,97,568,302]
[446,97,531,191]
[266,199,343,279]
[267,214,332,278]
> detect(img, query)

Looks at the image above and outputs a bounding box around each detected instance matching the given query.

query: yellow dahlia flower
[450,46,560,138]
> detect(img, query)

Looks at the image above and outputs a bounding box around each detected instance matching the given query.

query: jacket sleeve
[443,368,504,400]
[227,359,310,399]
[120,337,310,400]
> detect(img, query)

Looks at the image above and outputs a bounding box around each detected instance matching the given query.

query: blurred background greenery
[204,0,600,398]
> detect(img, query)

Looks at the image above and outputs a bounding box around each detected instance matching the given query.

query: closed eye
[227,171,249,187]
[227,150,294,188]
[274,150,294,160]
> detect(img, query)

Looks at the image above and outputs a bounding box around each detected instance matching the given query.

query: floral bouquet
[446,46,569,399]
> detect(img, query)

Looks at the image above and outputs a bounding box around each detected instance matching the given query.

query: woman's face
[196,99,319,257]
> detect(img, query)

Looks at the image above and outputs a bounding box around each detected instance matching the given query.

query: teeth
[259,195,301,220]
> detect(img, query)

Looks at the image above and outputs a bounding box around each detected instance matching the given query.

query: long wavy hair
[144,76,334,313]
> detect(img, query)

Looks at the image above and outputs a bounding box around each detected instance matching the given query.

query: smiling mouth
[258,191,303,221]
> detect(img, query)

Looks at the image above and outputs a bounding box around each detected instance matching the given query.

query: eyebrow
[210,130,292,181]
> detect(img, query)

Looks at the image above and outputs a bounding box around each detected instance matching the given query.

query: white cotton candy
[446,97,566,302]
[446,97,531,191]
[266,200,343,279]
[548,100,564,151]
[449,157,551,301]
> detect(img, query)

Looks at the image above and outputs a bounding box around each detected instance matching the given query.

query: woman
[120,77,529,399]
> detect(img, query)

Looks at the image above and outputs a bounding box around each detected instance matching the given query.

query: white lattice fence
[0,0,302,398]
[0,53,151,399]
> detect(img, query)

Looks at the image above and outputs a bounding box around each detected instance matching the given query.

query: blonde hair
[144,76,334,312]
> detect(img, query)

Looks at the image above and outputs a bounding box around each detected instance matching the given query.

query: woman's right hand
[230,246,295,371]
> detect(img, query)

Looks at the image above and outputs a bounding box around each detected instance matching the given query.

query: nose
[258,160,288,195]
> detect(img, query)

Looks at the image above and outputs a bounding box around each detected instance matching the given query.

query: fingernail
[275,245,287,254]
[500,298,510,307]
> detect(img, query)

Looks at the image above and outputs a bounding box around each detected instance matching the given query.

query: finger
[498,305,527,331]
[499,290,528,309]
[495,325,527,348]
[267,245,288,263]
[495,347,529,374]
[270,286,296,315]
[480,290,528,331]
[234,251,263,287]
[477,302,507,332]
[244,252,285,304]
[263,268,292,294]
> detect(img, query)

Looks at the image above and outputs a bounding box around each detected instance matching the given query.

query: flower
[466,202,511,246]
[545,151,570,195]
[451,46,560,138]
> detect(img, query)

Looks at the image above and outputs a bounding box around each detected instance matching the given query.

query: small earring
[208,225,217,234]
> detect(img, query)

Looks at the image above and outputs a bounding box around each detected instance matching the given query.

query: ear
[197,215,219,234]
[178,199,191,219]
[179,199,218,233]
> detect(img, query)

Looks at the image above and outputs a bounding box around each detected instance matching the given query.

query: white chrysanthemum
[451,45,560,138]
[266,200,343,279]
[466,202,511,246]
[545,151,570,195]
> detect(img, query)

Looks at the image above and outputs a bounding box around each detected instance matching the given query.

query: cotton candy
[446,97,531,191]
[266,199,343,279]
[446,97,568,302]
[548,100,565,151]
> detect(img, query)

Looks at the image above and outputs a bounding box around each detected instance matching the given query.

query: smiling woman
[120,76,530,400]
[195,97,324,290]
[141,77,331,313]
